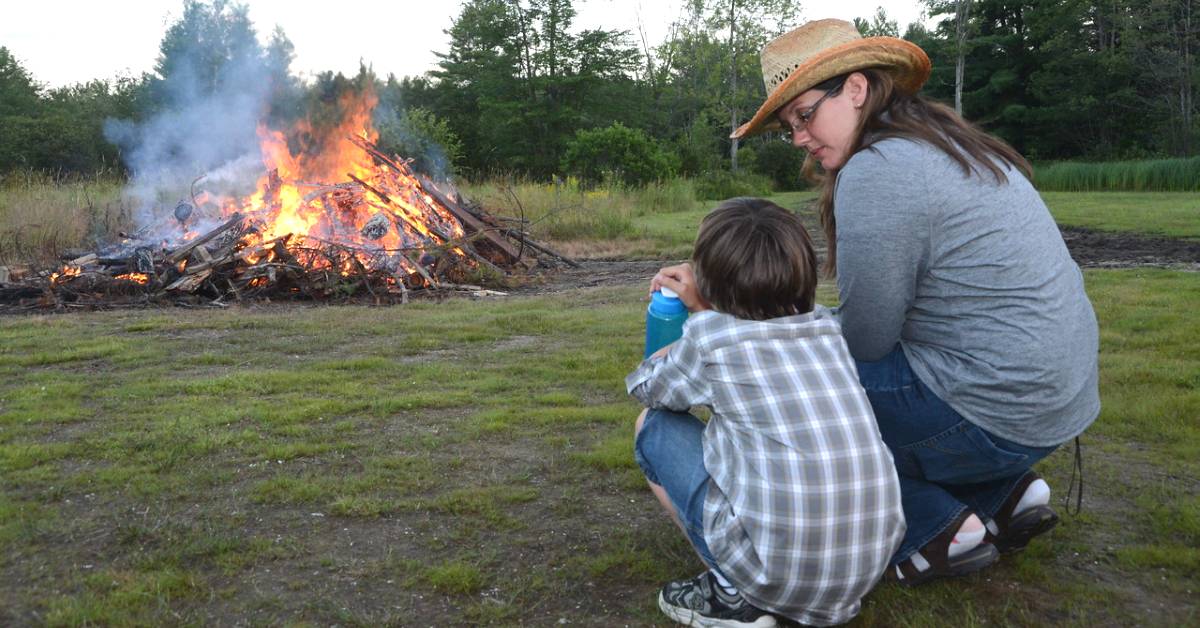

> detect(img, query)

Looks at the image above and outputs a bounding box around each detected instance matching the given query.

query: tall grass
[1036,156,1200,192]
[694,170,775,200]
[0,171,130,266]
[459,177,698,243]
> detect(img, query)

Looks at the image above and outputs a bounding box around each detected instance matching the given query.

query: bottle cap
[650,289,687,316]
[660,287,679,299]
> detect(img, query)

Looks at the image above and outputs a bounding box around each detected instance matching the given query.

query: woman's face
[776,74,867,170]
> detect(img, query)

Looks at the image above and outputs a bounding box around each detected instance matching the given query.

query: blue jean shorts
[633,408,722,572]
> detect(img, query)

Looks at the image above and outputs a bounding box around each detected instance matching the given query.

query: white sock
[897,514,985,579]
[948,515,986,558]
[1014,478,1051,516]
[710,569,738,595]
[987,478,1052,535]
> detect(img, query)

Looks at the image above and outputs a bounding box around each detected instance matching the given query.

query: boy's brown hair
[692,197,818,321]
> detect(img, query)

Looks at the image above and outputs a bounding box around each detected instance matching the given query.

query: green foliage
[0,51,137,175]
[562,123,677,186]
[746,138,808,190]
[1036,157,1200,192]
[854,6,900,37]
[428,0,643,178]
[694,169,774,200]
[148,0,264,108]
[0,47,40,118]
[375,104,463,179]
[3,0,1197,182]
[919,0,1199,159]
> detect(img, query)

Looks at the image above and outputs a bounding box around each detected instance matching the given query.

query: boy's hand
[650,263,711,313]
[650,342,673,360]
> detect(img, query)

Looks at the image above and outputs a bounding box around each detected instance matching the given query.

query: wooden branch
[165,269,212,292]
[168,213,242,263]
[347,134,410,173]
[416,174,529,266]
[500,228,581,268]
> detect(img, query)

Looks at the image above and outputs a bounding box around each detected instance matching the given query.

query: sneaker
[657,571,777,628]
[986,471,1059,554]
[893,510,999,587]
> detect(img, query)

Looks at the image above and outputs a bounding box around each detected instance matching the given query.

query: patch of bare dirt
[513,225,1199,295]
[513,260,668,295]
[1060,226,1200,269]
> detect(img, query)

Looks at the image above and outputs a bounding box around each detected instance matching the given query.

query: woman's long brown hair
[805,69,1032,277]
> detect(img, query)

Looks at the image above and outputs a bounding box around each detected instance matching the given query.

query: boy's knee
[635,408,650,435]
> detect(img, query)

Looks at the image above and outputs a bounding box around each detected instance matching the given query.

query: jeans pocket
[902,420,1029,485]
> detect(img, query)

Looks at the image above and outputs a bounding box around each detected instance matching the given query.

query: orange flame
[196,85,468,278]
[114,272,150,285]
[50,266,82,285]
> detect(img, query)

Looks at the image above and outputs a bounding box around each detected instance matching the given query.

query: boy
[627,198,904,627]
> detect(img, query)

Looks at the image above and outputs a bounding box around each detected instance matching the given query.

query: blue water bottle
[644,287,689,358]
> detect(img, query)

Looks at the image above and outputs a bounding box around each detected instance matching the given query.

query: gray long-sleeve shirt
[834,138,1100,447]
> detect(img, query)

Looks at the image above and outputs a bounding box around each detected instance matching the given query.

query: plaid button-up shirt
[627,307,904,626]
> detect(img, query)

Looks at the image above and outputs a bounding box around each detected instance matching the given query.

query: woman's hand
[650,263,711,313]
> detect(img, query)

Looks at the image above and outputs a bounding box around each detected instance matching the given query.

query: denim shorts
[633,408,722,572]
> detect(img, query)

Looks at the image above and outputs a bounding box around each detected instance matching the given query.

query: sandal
[986,471,1059,553]
[893,510,999,587]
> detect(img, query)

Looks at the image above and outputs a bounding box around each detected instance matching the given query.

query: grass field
[2,179,1198,624]
[1,267,1197,625]
[1041,192,1200,239]
[5,174,1196,269]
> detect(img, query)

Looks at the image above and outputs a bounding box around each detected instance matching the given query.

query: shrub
[694,169,774,200]
[374,107,463,180]
[749,140,809,191]
[562,123,677,187]
[671,113,722,177]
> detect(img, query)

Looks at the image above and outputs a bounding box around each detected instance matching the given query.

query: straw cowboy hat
[732,19,931,139]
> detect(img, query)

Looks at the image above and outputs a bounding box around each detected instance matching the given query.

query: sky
[1,0,930,89]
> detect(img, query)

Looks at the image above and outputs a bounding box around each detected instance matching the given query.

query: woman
[659,18,1100,587]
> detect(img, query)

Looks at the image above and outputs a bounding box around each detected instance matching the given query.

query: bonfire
[0,91,574,311]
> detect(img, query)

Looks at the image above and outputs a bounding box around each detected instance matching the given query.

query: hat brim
[732,37,931,140]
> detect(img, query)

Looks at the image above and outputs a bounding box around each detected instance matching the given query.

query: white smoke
[104,41,274,243]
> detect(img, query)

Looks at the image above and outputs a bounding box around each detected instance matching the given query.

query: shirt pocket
[898,419,1029,485]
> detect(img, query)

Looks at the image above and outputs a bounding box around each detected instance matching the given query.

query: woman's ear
[845,72,870,109]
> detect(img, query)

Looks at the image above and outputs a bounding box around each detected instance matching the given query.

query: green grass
[0,269,1197,625]
[1040,191,1200,239]
[0,184,1197,623]
[1036,156,1200,192]
[1083,270,1200,462]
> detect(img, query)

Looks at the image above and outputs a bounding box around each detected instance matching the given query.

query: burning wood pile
[0,134,576,312]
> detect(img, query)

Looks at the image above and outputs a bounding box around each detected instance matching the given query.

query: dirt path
[516,226,1200,294]
[1060,226,1200,269]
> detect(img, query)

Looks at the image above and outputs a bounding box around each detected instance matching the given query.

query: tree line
[0,0,1196,188]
